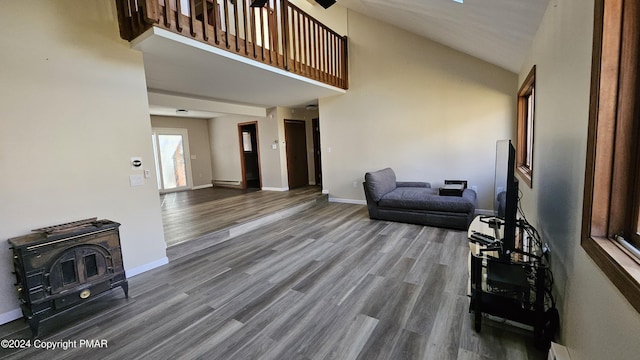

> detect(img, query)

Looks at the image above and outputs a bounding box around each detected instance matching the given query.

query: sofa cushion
[379,188,476,213]
[365,168,397,202]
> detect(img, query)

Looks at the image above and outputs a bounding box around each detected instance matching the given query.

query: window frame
[516,66,536,188]
[582,0,640,313]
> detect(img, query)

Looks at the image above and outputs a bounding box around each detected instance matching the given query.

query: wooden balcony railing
[116,0,348,89]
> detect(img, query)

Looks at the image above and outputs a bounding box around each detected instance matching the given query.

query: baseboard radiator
[548,342,571,360]
[212,180,242,188]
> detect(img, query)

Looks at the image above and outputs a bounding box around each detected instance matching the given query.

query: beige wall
[277,107,320,186]
[517,0,640,358]
[150,116,214,188]
[208,113,286,189]
[0,1,167,321]
[208,108,319,190]
[319,10,517,209]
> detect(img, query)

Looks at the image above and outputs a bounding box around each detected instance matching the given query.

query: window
[516,66,536,188]
[242,131,253,152]
[582,0,640,313]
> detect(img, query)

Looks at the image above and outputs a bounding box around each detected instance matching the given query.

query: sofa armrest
[397,181,431,188]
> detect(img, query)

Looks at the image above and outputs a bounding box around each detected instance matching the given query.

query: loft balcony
[116,0,348,107]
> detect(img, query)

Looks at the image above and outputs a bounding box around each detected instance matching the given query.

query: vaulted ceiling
[338,0,550,73]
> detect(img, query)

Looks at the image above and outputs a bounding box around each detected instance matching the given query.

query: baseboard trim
[475,208,495,216]
[262,187,289,192]
[322,189,329,195]
[329,197,366,205]
[0,308,23,325]
[192,184,214,190]
[125,257,169,278]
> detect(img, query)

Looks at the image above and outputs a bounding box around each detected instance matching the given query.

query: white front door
[152,128,193,193]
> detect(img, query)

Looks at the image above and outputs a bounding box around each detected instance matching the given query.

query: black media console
[467,215,556,349]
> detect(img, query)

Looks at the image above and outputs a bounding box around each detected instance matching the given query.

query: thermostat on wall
[131,157,142,170]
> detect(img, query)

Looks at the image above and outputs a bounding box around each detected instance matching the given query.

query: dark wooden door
[312,118,322,186]
[285,120,309,189]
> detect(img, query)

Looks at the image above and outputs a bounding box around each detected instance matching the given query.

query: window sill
[582,235,640,313]
[515,165,533,188]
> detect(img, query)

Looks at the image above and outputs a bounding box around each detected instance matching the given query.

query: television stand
[467,215,551,348]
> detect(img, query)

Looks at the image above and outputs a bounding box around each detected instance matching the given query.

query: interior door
[152,128,193,193]
[312,118,322,186]
[285,120,309,189]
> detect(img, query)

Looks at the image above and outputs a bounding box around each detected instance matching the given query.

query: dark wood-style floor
[161,186,325,246]
[0,201,545,360]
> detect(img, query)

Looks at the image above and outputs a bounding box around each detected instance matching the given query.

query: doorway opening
[152,128,193,193]
[238,122,261,189]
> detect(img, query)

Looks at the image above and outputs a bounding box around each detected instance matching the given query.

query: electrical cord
[514,188,557,311]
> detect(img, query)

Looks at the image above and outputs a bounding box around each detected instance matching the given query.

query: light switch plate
[129,174,144,187]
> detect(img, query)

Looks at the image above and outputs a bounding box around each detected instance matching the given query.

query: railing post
[115,0,132,40]
[280,0,290,70]
[342,35,348,89]
[141,0,160,24]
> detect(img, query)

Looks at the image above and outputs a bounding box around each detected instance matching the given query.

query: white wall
[0,1,167,322]
[517,0,640,358]
[151,116,214,188]
[319,10,517,210]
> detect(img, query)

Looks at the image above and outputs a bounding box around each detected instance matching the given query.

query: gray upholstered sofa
[363,168,477,230]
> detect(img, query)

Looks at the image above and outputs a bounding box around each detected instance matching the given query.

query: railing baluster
[202,0,209,41]
[233,1,240,51]
[267,2,273,63]
[175,0,183,32]
[211,0,219,44]
[314,22,319,80]
[242,0,249,55]
[271,0,280,65]
[223,0,230,48]
[333,34,338,85]
[332,34,337,85]
[296,11,302,73]
[162,0,170,27]
[259,6,265,60]
[304,16,309,74]
[189,0,197,36]
[250,4,257,58]
[323,29,328,83]
[133,0,140,32]
[280,0,289,70]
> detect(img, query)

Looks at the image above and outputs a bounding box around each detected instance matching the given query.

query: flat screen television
[494,140,519,259]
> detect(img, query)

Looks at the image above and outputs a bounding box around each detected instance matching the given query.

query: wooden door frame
[237,121,262,190]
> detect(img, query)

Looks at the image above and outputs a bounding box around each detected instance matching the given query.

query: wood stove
[8,218,128,337]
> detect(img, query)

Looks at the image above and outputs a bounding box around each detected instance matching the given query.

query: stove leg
[27,315,40,339]
[121,281,129,298]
